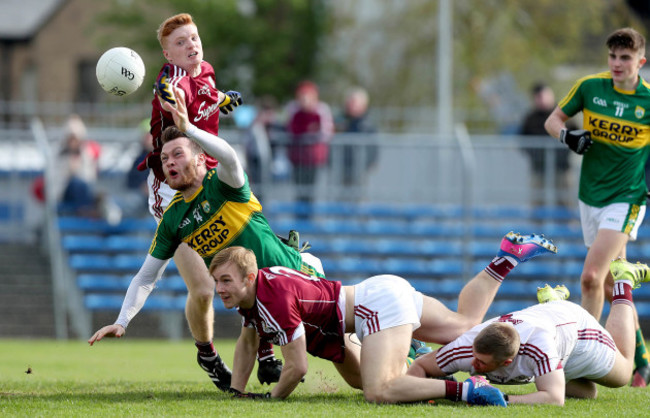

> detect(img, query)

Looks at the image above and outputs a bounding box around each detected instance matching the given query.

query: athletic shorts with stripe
[353,274,423,343]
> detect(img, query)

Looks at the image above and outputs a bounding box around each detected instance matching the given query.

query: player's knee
[187,287,214,307]
[580,269,603,292]
[362,385,393,404]
[363,389,387,404]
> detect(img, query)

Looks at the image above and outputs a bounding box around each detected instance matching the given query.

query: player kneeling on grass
[209,231,558,405]
[408,257,649,405]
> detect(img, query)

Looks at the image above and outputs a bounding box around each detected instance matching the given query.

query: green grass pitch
[0,338,647,417]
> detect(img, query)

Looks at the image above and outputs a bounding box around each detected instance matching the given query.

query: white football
[96,47,145,97]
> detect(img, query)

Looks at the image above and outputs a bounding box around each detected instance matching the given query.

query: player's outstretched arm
[230,327,259,392]
[272,335,309,399]
[507,369,566,405]
[162,84,245,189]
[88,255,168,346]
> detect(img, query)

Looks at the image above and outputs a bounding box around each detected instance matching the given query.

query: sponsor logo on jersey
[194,101,220,123]
[187,214,229,257]
[185,199,261,258]
[635,105,645,119]
[585,112,645,144]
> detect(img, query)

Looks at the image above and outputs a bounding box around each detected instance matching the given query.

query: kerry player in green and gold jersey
[545,27,650,387]
[89,83,325,391]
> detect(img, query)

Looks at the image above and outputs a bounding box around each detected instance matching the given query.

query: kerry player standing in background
[544,27,650,387]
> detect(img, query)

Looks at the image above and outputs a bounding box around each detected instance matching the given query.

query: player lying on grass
[408,258,649,405]
[208,232,558,405]
[88,83,326,391]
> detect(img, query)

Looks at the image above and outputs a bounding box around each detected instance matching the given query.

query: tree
[321,0,643,129]
[95,0,327,103]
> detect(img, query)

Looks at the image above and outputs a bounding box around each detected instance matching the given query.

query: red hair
[157,13,195,48]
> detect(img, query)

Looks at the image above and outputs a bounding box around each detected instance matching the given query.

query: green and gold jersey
[559,71,650,207]
[149,169,320,277]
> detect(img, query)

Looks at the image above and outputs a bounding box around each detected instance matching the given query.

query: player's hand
[162,85,190,132]
[230,388,272,400]
[559,129,592,155]
[88,324,125,346]
[219,91,243,115]
[154,65,176,106]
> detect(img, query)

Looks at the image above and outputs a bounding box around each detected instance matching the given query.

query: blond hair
[209,246,258,278]
[157,13,195,48]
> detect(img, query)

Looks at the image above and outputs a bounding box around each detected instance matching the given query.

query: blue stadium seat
[409,221,463,238]
[156,275,188,292]
[532,206,579,221]
[556,242,587,259]
[419,240,462,257]
[321,219,366,235]
[62,235,106,252]
[515,261,562,278]
[428,259,463,277]
[473,205,533,220]
[487,299,534,316]
[106,235,151,252]
[541,222,583,240]
[69,254,113,271]
[77,274,130,291]
[383,258,431,276]
[84,294,126,310]
[114,254,146,271]
[365,219,410,236]
[498,280,535,297]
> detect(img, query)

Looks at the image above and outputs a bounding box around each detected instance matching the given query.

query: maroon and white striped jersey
[237,266,346,363]
[436,300,616,384]
[140,61,220,181]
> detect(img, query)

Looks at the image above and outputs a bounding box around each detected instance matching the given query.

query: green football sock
[634,328,650,369]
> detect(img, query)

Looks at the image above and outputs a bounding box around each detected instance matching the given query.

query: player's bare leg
[175,243,231,391]
[332,334,363,389]
[174,243,215,342]
[357,325,506,406]
[596,258,650,387]
[579,229,628,320]
[359,324,448,403]
[459,232,556,324]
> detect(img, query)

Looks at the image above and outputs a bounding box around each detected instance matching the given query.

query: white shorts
[353,275,423,342]
[579,201,645,247]
[147,170,176,222]
[563,307,617,380]
[300,252,325,276]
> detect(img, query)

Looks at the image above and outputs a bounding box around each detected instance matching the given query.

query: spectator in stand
[286,81,334,218]
[244,95,282,195]
[122,119,154,217]
[54,114,101,216]
[335,86,378,194]
[519,82,575,207]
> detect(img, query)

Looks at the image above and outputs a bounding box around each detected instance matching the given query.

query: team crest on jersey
[197,84,211,96]
[635,105,645,119]
[201,200,211,213]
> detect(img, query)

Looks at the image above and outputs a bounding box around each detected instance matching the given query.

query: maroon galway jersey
[140,61,220,181]
[238,266,346,363]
